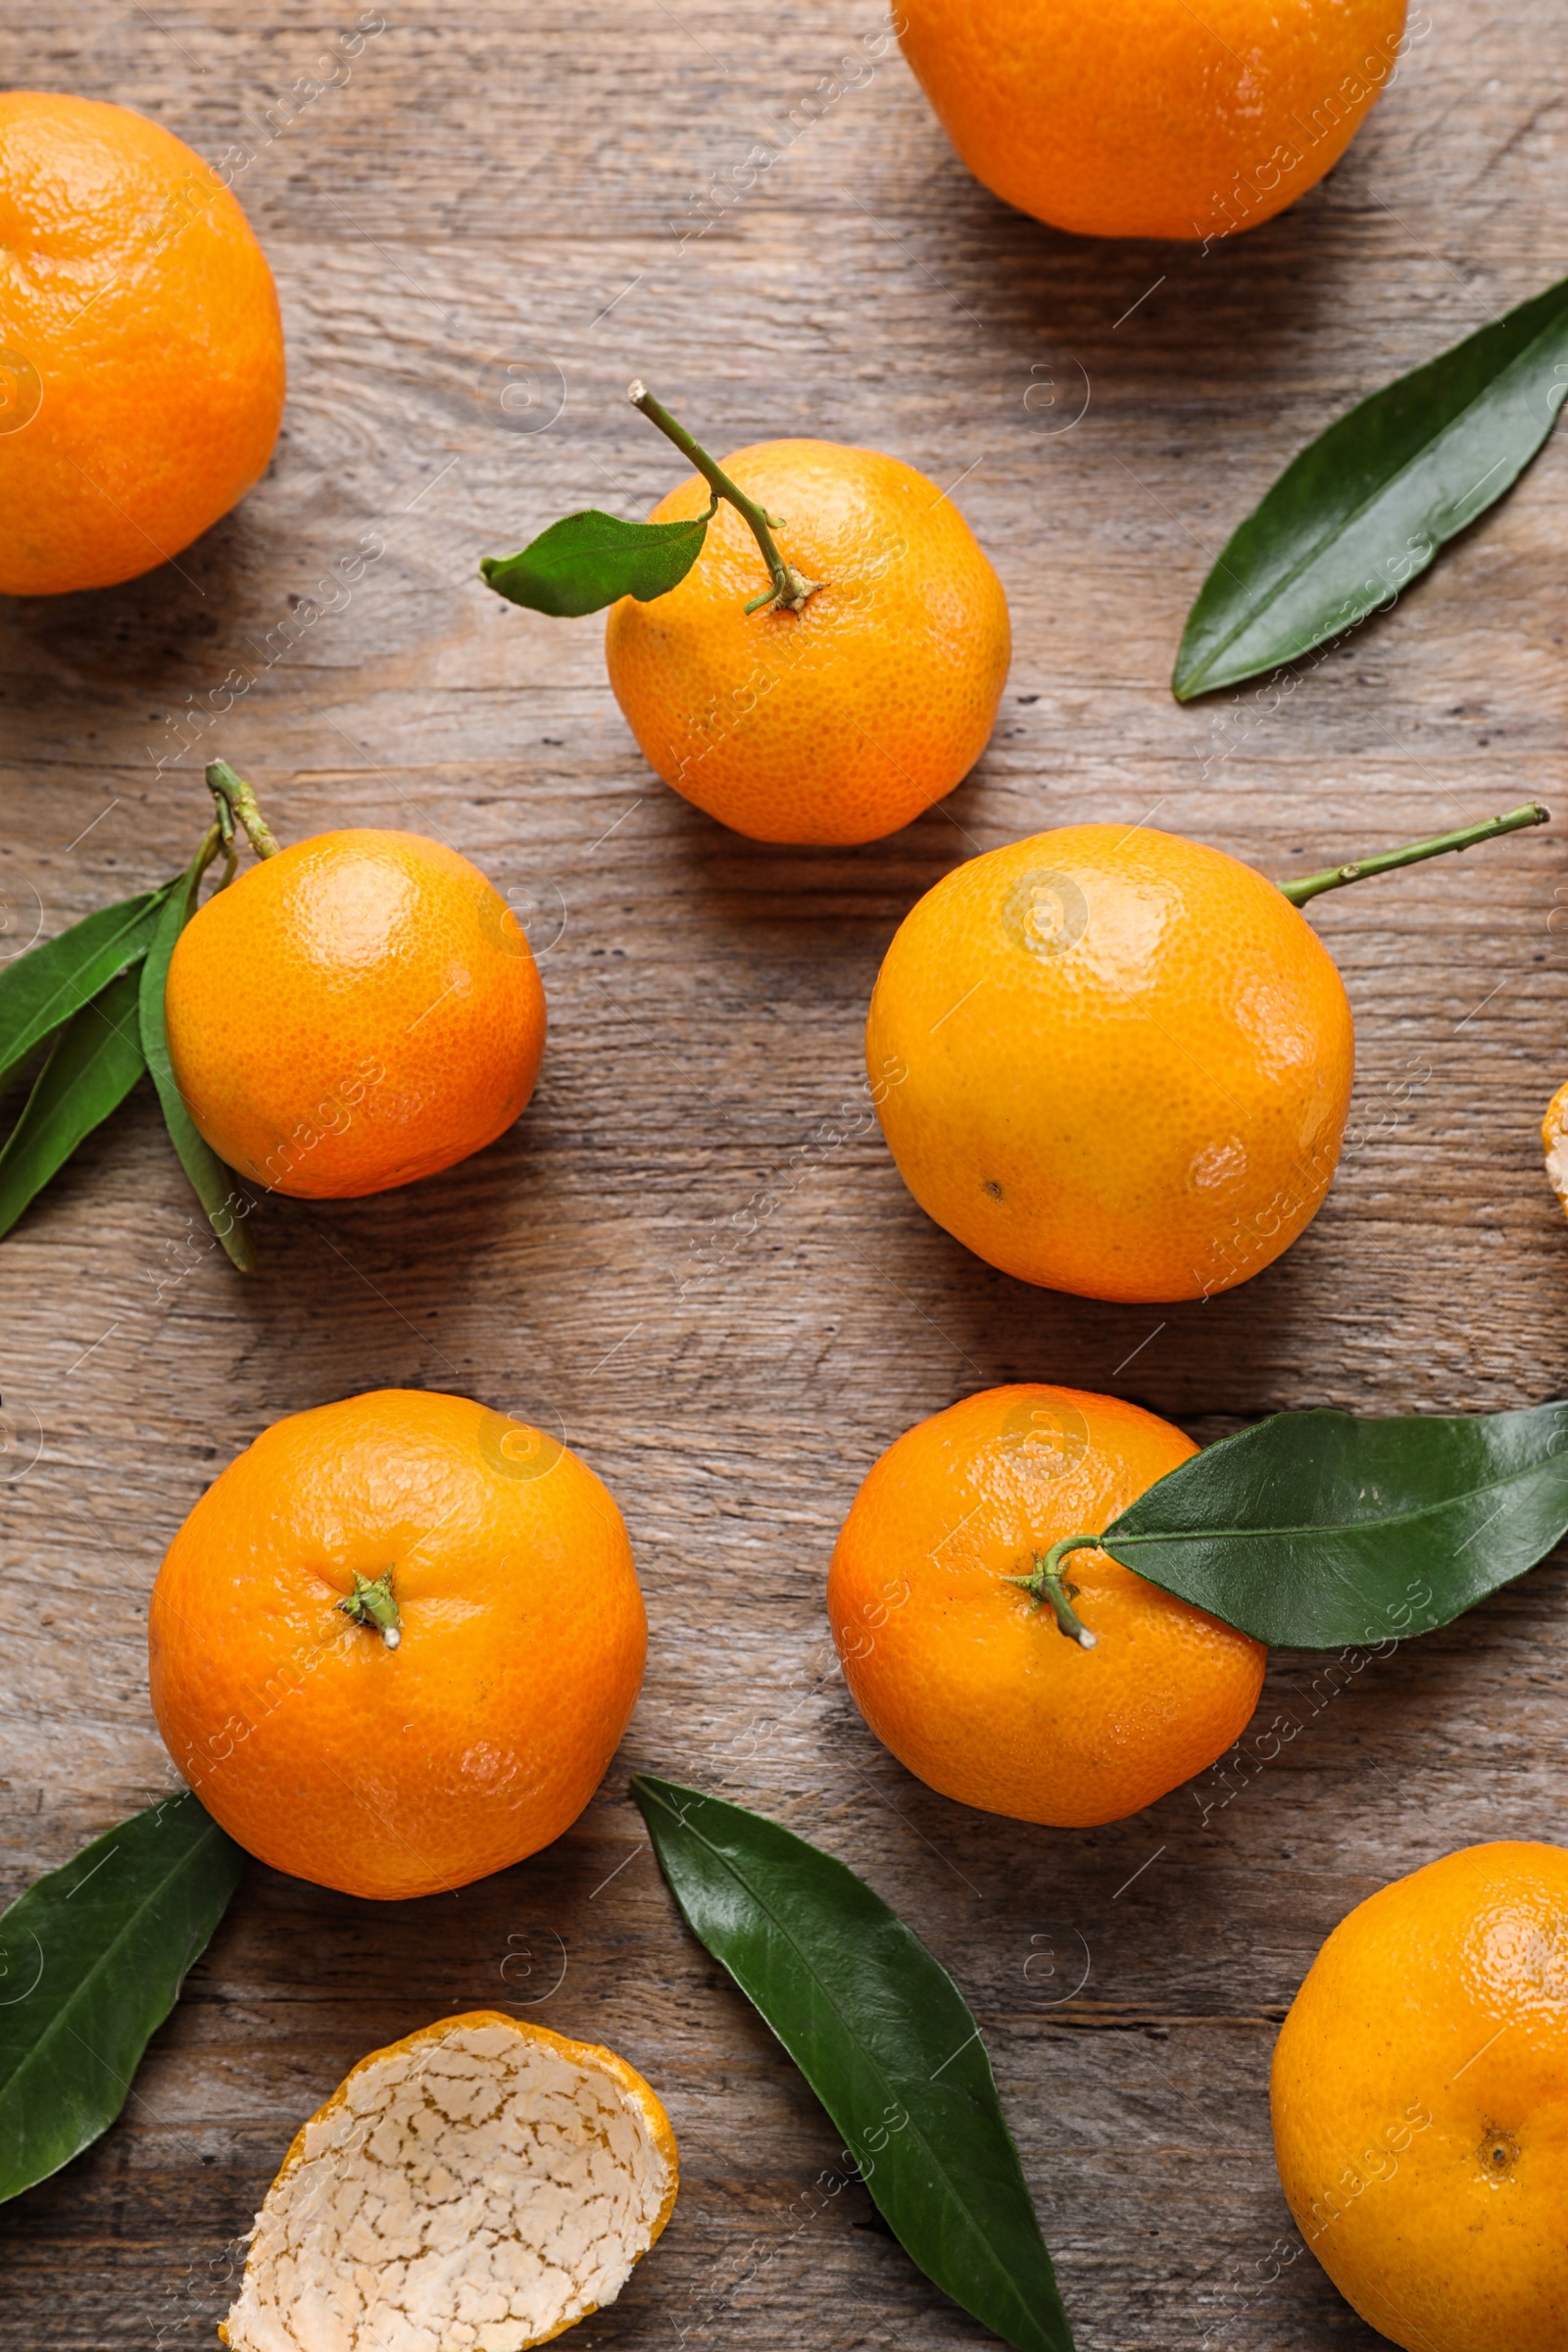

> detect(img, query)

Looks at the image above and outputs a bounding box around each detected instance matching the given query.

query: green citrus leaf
[0,1791,245,2203]
[632,1773,1074,2352]
[138,855,257,1275]
[1173,272,1568,700]
[480,507,711,616]
[0,965,147,1243]
[0,884,175,1094]
[1099,1400,1568,1647]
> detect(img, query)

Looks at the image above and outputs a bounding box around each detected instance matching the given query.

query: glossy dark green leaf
[1099,1400,1568,1648]
[632,1773,1073,2352]
[0,1791,245,2202]
[0,966,147,1243]
[138,857,257,1274]
[480,506,711,616]
[0,885,174,1093]
[1174,273,1568,699]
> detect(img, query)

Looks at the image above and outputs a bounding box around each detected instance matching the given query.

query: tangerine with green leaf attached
[164,783,546,1200]
[605,435,1011,845]
[483,387,1010,846]
[0,92,285,596]
[828,1385,1265,1827]
[149,1389,646,1901]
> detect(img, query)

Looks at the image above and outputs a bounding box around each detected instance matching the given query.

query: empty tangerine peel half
[220,2011,678,2352]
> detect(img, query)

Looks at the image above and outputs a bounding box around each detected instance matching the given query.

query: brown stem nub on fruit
[1005,1535,1102,1650]
[338,1569,402,1648]
[1278,803,1549,906]
[626,381,824,616]
[207,759,282,862]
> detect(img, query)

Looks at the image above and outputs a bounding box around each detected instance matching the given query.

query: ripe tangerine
[0,93,285,596]
[866,823,1354,1303]
[605,438,1010,846]
[149,1389,645,1900]
[1273,1840,1568,2352]
[828,1385,1265,1827]
[165,827,547,1200]
[897,0,1409,243]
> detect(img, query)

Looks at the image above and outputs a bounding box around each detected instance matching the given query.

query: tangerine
[0,92,284,596]
[828,1385,1265,1827]
[897,0,1409,243]
[165,826,547,1199]
[604,439,1010,846]
[866,823,1354,1302]
[1273,1841,1568,2351]
[149,1389,646,1901]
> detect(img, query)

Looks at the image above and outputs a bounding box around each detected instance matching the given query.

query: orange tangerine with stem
[867,805,1546,1304]
[163,765,547,1200]
[149,1388,646,1901]
[829,1384,1266,1827]
[484,385,1011,847]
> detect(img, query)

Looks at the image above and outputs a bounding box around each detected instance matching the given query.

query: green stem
[627,381,824,615]
[1278,803,1548,906]
[207,760,282,861]
[185,820,224,900]
[337,1570,402,1648]
[1004,1535,1103,1650]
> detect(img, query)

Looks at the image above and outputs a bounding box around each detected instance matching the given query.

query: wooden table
[2,4,1566,2345]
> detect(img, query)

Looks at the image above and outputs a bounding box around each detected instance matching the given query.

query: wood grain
[2,3,1568,2345]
